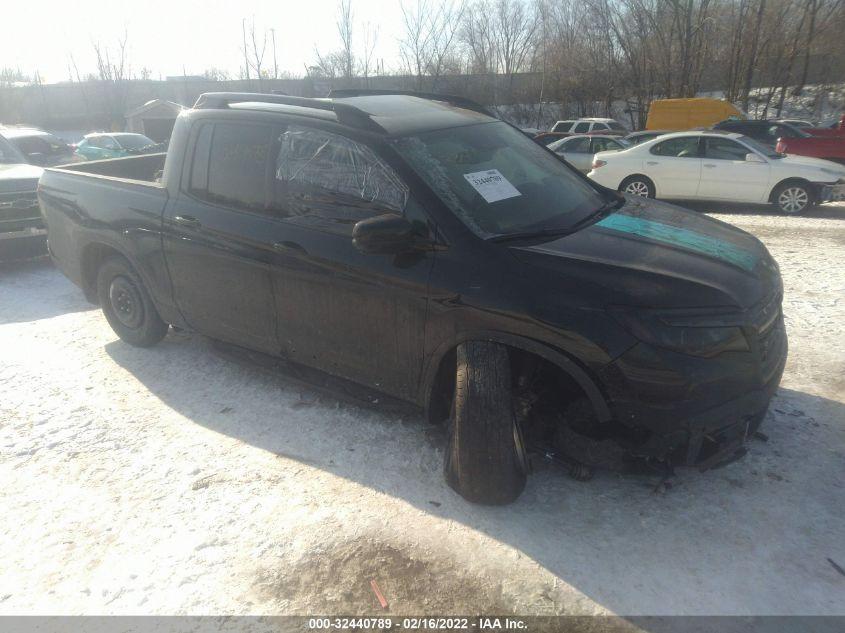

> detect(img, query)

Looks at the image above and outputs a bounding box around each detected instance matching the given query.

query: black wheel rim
[109,276,144,329]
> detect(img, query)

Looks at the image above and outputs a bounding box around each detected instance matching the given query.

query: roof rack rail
[192,92,383,133]
[193,92,334,112]
[327,89,497,118]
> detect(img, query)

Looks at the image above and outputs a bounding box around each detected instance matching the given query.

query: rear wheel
[619,175,655,198]
[96,256,168,347]
[773,181,814,215]
[444,341,528,505]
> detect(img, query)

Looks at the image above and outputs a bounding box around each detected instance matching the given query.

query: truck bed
[53,153,167,183]
[38,152,172,307]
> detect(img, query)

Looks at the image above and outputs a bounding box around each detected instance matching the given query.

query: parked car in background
[550,118,627,135]
[533,132,573,146]
[712,119,810,148]
[775,119,816,128]
[587,130,845,214]
[646,97,744,130]
[40,91,788,504]
[0,134,45,261]
[74,133,159,161]
[624,130,672,145]
[547,134,630,172]
[774,133,845,164]
[0,126,80,167]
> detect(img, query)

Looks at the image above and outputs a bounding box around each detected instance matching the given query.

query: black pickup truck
[39,91,787,504]
[0,134,45,262]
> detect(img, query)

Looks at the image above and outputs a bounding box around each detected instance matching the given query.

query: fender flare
[420,330,612,424]
[79,238,151,301]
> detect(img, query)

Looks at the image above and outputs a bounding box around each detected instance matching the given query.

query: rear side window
[651,137,700,158]
[593,123,610,131]
[275,125,408,223]
[205,123,273,212]
[572,122,590,133]
[189,124,213,194]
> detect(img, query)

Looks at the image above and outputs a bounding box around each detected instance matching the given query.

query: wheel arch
[422,331,612,425]
[80,241,140,304]
[619,173,656,196]
[768,176,815,203]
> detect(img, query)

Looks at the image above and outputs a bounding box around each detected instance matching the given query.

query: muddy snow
[1,204,843,617]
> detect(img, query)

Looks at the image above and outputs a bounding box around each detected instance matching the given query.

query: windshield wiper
[487,195,625,244]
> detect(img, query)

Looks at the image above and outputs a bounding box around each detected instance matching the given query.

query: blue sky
[3,0,407,82]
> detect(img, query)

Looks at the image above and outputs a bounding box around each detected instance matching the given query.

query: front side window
[737,135,782,159]
[651,137,700,158]
[559,137,590,153]
[592,137,625,152]
[704,137,749,161]
[552,121,574,133]
[275,125,409,225]
[392,121,607,238]
[100,137,119,150]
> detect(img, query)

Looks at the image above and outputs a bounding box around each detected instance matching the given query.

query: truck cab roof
[191,91,497,137]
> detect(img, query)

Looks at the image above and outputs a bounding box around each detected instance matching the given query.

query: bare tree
[399,0,465,90]
[92,30,131,130]
[338,0,355,78]
[242,17,268,86]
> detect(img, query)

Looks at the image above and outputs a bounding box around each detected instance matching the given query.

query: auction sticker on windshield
[463,169,522,203]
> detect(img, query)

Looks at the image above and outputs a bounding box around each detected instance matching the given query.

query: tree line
[2,0,843,128]
[308,0,844,126]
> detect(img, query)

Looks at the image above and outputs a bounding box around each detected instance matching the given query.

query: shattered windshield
[392,121,607,239]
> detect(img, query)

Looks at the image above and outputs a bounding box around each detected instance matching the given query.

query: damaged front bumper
[819,182,845,203]
[598,309,788,470]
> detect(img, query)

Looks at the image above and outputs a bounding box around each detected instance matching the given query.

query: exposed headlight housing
[612,308,750,357]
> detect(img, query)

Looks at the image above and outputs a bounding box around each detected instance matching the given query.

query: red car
[776,134,845,164]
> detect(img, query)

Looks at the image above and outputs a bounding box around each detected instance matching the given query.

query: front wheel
[619,176,655,198]
[773,182,814,215]
[96,256,168,347]
[444,341,528,505]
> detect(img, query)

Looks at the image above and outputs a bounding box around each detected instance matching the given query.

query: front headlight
[612,309,749,357]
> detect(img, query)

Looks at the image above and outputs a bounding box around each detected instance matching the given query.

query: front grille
[758,314,786,383]
[0,191,41,231]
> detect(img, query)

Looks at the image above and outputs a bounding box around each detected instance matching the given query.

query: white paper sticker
[463,169,522,204]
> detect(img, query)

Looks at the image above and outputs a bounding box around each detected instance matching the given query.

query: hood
[511,197,779,310]
[779,153,845,176]
[0,163,43,192]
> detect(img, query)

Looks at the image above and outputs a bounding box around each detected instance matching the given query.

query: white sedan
[547,134,630,173]
[587,130,845,214]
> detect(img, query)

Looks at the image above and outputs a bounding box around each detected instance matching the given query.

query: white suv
[551,118,627,134]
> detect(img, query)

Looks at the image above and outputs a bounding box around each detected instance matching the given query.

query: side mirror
[353,213,419,255]
[745,153,765,163]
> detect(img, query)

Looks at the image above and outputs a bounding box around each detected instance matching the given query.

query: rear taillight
[592,158,607,169]
[775,139,785,153]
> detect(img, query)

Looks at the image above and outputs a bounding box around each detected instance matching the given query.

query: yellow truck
[646,98,745,130]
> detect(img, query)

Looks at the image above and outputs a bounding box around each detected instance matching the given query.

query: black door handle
[173,215,201,228]
[272,241,307,255]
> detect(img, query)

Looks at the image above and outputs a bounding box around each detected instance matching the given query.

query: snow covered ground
[1,204,844,617]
